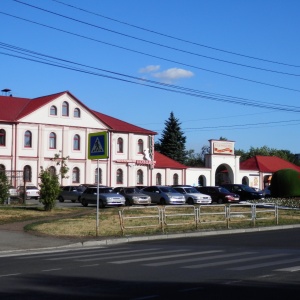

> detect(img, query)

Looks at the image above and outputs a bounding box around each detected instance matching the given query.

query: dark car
[113,187,151,206]
[57,185,86,203]
[196,186,240,204]
[220,184,264,201]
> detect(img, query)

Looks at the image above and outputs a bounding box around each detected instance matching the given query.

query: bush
[271,168,300,198]
[0,172,10,204]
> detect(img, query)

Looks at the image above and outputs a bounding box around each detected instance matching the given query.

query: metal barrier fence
[118,203,279,235]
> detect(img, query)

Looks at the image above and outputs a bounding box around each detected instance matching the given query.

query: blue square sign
[88,132,109,159]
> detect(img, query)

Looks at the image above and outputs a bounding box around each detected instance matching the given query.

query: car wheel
[71,200,76,203]
[78,196,81,203]
[187,198,194,205]
[160,198,166,205]
[217,198,223,204]
[58,196,64,203]
[99,200,105,209]
[81,198,88,207]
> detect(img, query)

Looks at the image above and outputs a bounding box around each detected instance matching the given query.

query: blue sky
[1,0,300,154]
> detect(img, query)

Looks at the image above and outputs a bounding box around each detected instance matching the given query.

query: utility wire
[51,0,300,69]
[1,10,300,94]
[1,41,300,114]
[13,0,300,76]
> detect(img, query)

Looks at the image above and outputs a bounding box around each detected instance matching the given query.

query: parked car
[262,185,272,198]
[8,186,18,198]
[172,186,212,205]
[196,186,240,204]
[141,186,185,205]
[17,185,40,200]
[220,184,264,201]
[80,186,125,208]
[57,185,86,203]
[113,187,151,206]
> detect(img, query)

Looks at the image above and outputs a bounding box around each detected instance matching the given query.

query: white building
[1,91,298,189]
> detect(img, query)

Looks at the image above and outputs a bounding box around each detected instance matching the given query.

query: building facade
[1,91,298,190]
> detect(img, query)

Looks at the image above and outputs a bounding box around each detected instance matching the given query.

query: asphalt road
[1,228,300,299]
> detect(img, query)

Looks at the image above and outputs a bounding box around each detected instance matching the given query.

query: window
[116,169,123,184]
[173,173,179,185]
[0,164,5,172]
[117,137,123,153]
[95,168,102,184]
[49,166,56,176]
[0,129,5,146]
[73,134,80,150]
[24,131,32,148]
[137,169,143,184]
[23,165,32,182]
[62,101,69,116]
[137,139,143,154]
[74,108,80,118]
[72,167,80,183]
[156,173,162,185]
[50,105,57,116]
[49,132,56,149]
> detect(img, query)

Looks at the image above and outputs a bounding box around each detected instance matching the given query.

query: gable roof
[240,155,300,173]
[0,91,156,135]
[154,151,187,169]
[92,110,156,135]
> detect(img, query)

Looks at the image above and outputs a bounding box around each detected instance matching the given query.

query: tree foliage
[156,112,187,164]
[0,171,10,204]
[39,153,69,211]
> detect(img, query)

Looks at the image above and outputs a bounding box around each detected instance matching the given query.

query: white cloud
[152,68,194,83]
[139,65,160,73]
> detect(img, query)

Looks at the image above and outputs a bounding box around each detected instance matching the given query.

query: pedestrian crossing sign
[88,132,109,159]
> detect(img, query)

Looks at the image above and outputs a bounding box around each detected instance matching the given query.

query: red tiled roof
[92,110,156,135]
[240,155,300,173]
[0,91,156,135]
[154,151,187,169]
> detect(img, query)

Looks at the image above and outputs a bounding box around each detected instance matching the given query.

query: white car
[17,185,40,200]
[173,186,212,205]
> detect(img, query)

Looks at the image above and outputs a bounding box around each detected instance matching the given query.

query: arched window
[173,173,179,185]
[24,131,32,148]
[156,173,162,185]
[95,168,102,184]
[137,139,143,154]
[0,129,5,146]
[72,167,80,183]
[0,164,5,172]
[49,166,56,176]
[74,108,80,118]
[50,105,57,116]
[117,137,123,153]
[23,165,32,182]
[62,101,69,116]
[137,169,143,184]
[49,132,56,149]
[73,134,80,150]
[116,169,123,184]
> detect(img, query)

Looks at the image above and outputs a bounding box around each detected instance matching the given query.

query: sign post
[88,132,109,236]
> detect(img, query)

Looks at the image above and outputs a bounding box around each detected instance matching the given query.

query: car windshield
[99,188,113,194]
[160,187,177,193]
[242,185,257,192]
[184,187,199,193]
[125,188,140,193]
[26,186,38,190]
[219,187,230,193]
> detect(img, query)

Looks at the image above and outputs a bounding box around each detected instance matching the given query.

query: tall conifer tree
[158,112,187,164]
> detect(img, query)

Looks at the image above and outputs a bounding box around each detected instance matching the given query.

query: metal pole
[96,159,99,236]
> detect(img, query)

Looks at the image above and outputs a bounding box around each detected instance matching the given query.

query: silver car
[81,186,125,208]
[17,185,40,200]
[173,186,212,205]
[141,186,185,205]
[113,187,151,206]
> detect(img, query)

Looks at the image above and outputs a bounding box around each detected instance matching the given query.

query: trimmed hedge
[271,168,300,197]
